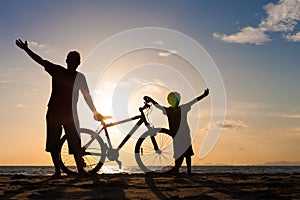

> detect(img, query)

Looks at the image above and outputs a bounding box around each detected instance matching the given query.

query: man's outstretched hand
[15,39,28,50]
[94,112,112,122]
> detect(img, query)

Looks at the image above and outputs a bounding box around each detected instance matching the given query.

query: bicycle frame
[85,103,160,167]
[101,113,148,151]
[59,101,174,174]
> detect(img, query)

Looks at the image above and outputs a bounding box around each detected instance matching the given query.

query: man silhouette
[16,39,106,177]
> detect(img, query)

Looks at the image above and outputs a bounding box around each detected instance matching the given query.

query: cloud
[285,32,300,41]
[213,27,271,45]
[158,50,177,57]
[0,80,13,84]
[155,40,164,45]
[29,41,45,48]
[261,0,300,32]
[216,119,248,130]
[128,77,147,85]
[29,41,57,55]
[213,0,300,45]
[16,104,27,108]
[269,112,300,119]
[9,67,23,72]
[139,84,165,95]
[202,119,248,132]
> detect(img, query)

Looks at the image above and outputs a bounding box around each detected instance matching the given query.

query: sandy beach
[0,173,299,199]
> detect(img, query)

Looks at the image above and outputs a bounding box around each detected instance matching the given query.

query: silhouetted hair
[167,92,181,107]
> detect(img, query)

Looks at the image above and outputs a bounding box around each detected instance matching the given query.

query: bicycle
[59,97,175,175]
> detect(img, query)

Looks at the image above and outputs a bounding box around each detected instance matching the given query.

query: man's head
[167,92,180,107]
[66,51,80,70]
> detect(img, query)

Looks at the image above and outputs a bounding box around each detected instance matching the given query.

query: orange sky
[1,1,300,166]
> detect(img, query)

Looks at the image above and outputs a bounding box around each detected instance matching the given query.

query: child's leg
[186,156,191,174]
[174,156,184,173]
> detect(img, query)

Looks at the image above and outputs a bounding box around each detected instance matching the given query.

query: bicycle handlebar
[97,99,151,127]
[140,102,151,111]
[143,96,151,103]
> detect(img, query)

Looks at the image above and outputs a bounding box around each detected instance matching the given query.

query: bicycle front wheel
[135,128,174,173]
[59,128,106,175]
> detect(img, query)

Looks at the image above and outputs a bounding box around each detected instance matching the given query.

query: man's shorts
[45,108,81,154]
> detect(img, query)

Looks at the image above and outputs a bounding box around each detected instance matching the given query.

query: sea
[0,166,299,176]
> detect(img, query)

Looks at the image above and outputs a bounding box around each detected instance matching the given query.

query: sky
[0,0,299,166]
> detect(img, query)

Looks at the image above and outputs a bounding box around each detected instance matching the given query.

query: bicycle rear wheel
[59,128,106,175]
[135,128,174,173]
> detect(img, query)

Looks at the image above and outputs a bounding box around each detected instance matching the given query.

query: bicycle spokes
[135,130,175,173]
[60,129,106,175]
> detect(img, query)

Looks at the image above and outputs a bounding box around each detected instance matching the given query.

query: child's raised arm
[185,88,209,107]
[144,96,164,111]
[196,88,209,101]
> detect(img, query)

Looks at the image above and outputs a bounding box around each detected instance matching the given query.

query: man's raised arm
[15,39,47,67]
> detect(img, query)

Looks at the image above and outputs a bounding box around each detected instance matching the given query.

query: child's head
[167,92,180,107]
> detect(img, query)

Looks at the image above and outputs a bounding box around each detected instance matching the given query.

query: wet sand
[1,173,299,199]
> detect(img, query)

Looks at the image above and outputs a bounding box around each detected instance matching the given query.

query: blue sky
[0,0,299,165]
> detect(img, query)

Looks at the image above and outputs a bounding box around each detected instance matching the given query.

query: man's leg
[46,109,63,177]
[51,151,61,176]
[64,136,86,174]
[63,114,87,175]
[74,153,86,174]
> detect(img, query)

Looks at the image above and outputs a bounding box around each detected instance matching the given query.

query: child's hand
[203,88,209,96]
[143,96,152,103]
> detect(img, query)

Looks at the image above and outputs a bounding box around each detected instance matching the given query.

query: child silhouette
[144,88,209,174]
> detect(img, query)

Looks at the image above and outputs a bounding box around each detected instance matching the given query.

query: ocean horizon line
[1,163,300,167]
